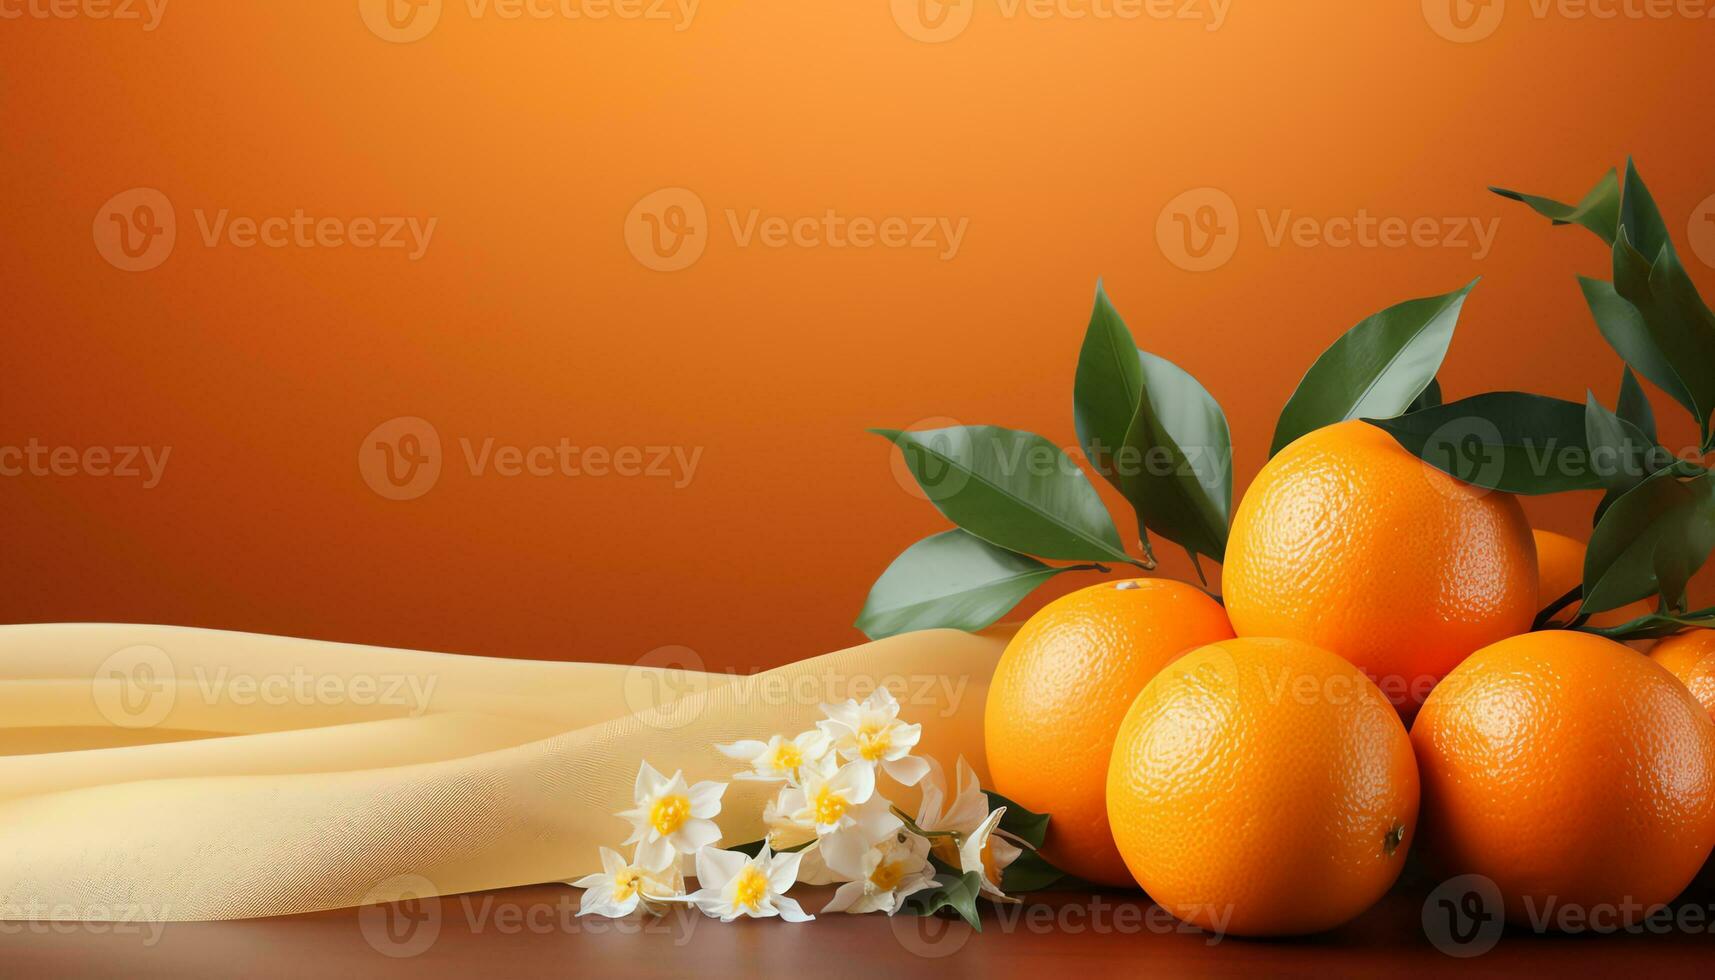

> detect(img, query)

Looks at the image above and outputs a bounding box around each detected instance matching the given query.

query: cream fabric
[0,623,1006,921]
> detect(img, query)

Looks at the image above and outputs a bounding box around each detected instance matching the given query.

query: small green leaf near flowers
[902,872,985,931]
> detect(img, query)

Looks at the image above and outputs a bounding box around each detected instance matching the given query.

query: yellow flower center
[869,859,906,893]
[649,794,691,835]
[810,785,849,825]
[856,729,892,761]
[769,742,804,773]
[732,866,768,910]
[612,869,641,902]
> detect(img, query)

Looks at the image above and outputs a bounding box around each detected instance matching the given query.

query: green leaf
[1618,158,1675,262]
[981,791,1050,849]
[1407,377,1443,413]
[997,848,1065,894]
[1116,351,1233,563]
[855,531,1092,640]
[1490,168,1620,245]
[1365,392,1600,494]
[1609,230,1715,438]
[1073,281,1144,489]
[1580,275,1701,424]
[1271,281,1477,457]
[1583,391,1659,501]
[1617,367,1657,442]
[904,871,984,931]
[874,426,1136,565]
[1072,284,1231,564]
[1583,464,1715,613]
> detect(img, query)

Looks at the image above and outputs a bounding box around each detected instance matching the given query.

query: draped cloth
[0,624,1006,921]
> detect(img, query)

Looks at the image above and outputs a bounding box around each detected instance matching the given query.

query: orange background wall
[4,2,1713,671]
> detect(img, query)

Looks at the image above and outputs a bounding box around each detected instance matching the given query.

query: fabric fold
[0,623,1004,921]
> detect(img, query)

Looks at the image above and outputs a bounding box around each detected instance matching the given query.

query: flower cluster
[572,688,1032,923]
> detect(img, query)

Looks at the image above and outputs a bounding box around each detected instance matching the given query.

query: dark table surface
[5,873,1714,978]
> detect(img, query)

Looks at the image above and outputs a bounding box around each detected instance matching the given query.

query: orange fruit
[1413,631,1715,926]
[1651,630,1715,722]
[1224,420,1537,715]
[1533,528,1653,629]
[1105,637,1418,937]
[984,578,1233,887]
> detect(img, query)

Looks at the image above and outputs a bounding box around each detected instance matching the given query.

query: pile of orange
[984,420,1715,937]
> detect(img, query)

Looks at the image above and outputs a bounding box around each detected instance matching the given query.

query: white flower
[914,756,989,836]
[788,757,883,835]
[917,757,1020,902]
[617,761,725,867]
[716,730,830,782]
[686,844,814,922]
[818,688,929,786]
[958,807,1019,903]
[821,829,936,915]
[761,784,819,851]
[570,845,684,918]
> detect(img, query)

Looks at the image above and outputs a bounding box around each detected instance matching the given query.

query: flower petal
[688,781,726,818]
[821,880,864,914]
[773,895,815,923]
[671,818,722,855]
[715,739,767,761]
[883,754,930,787]
[634,760,666,802]
[694,845,747,890]
[767,849,804,892]
[835,759,876,804]
[634,835,675,871]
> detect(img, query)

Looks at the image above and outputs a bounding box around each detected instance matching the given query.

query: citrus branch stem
[1533,585,1583,630]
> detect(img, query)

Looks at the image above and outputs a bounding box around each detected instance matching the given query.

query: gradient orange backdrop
[4,2,1714,671]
